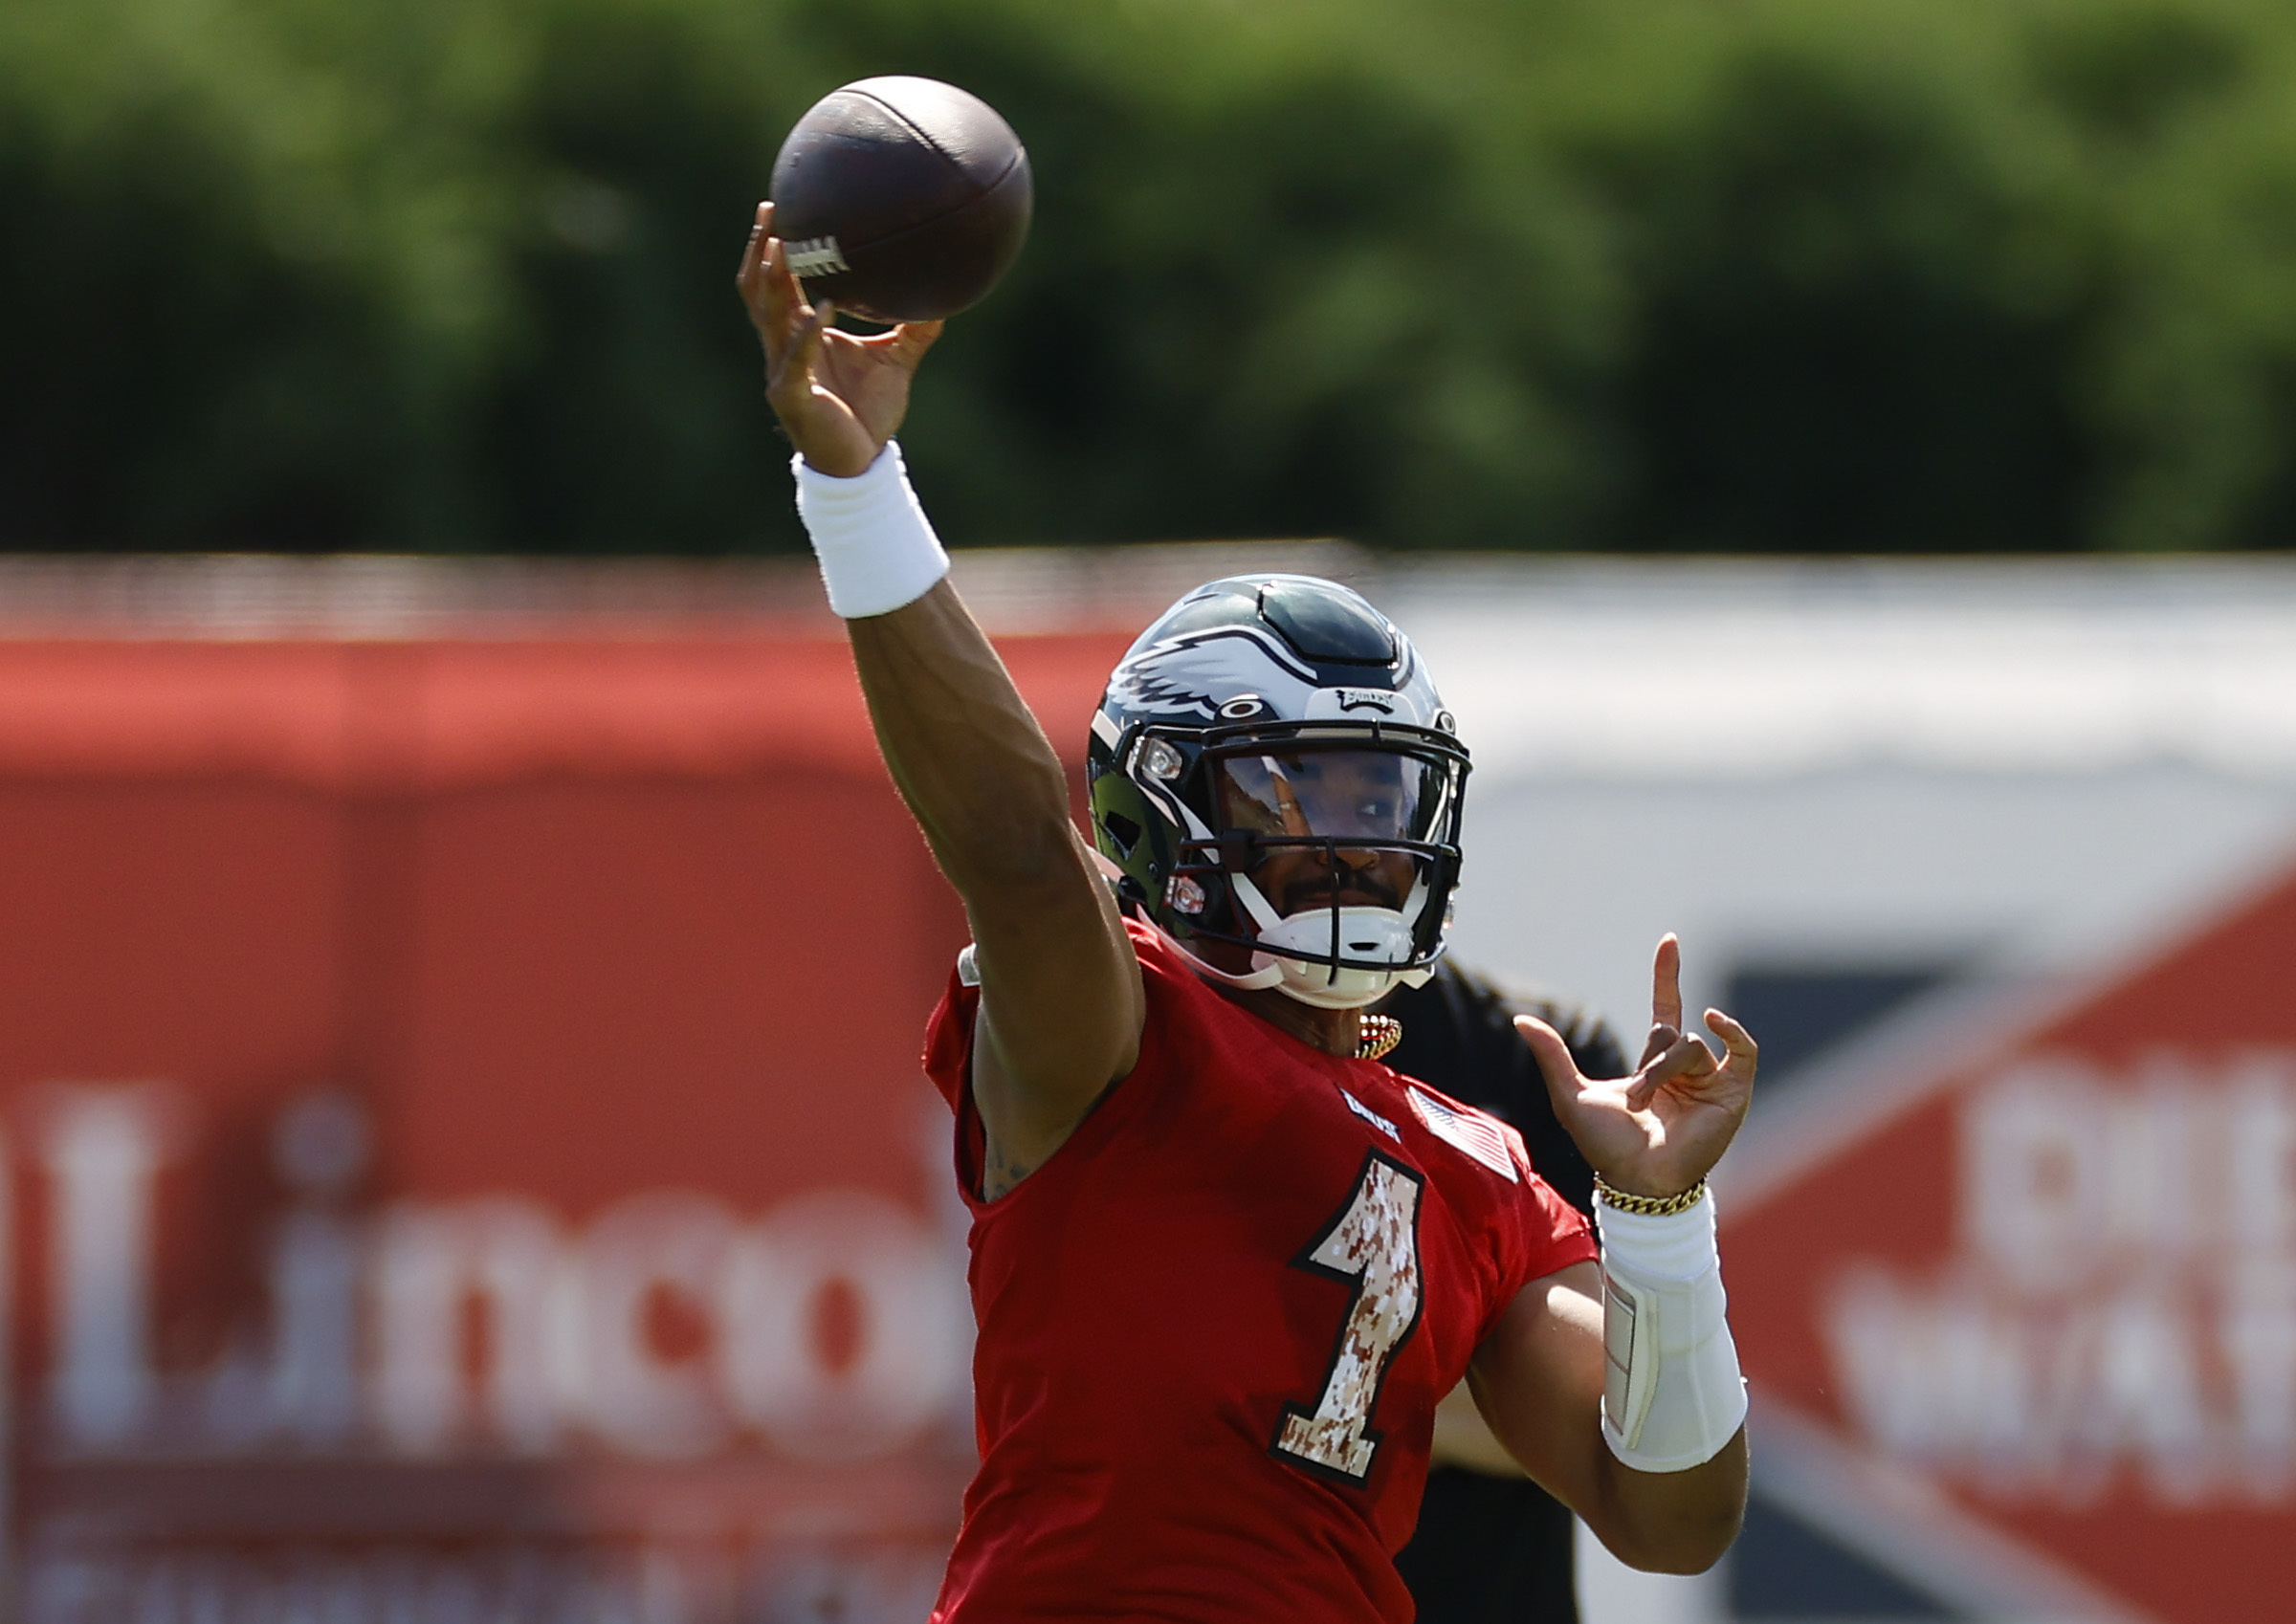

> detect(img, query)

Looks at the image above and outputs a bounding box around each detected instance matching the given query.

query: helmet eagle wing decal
[1107,625,1323,722]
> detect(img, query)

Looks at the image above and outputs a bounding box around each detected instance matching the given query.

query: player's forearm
[788,445,1074,898]
[1580,1427,1747,1574]
[1472,1230,1750,1569]
[847,580,1078,899]
[1577,1185,1750,1569]
[796,445,1139,1117]
[1469,1358,1746,1571]
[851,589,1141,1099]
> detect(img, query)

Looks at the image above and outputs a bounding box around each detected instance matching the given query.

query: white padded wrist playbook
[791,441,951,618]
[1595,1188,1749,1473]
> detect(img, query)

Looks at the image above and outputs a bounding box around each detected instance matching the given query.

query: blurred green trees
[5,0,2296,553]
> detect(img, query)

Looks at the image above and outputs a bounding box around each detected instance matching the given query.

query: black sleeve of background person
[1382,957,1626,1219]
[1382,959,1626,1624]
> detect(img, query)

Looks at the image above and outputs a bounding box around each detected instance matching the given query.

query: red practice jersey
[922,918,1597,1623]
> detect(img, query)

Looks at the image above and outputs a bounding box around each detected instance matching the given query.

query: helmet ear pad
[1087,767,1161,912]
[1086,739,1264,977]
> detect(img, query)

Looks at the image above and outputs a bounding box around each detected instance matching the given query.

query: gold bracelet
[1594,1174,1709,1218]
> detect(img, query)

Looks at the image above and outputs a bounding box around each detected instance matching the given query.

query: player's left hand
[1514,934,1755,1200]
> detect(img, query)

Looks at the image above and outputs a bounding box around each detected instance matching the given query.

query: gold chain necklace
[1356,1013,1402,1063]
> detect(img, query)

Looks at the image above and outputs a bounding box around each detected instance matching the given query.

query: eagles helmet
[1087,575,1470,1009]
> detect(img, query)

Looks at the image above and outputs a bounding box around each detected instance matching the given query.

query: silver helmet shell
[1086,575,1469,1009]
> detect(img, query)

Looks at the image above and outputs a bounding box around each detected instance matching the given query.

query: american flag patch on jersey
[1407,1086,1524,1182]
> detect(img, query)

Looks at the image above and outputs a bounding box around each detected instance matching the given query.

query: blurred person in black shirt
[1383,960,1626,1624]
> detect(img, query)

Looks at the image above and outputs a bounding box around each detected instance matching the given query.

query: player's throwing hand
[1514,934,1756,1200]
[735,201,942,478]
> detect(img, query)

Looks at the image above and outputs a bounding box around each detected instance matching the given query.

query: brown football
[768,77,1033,324]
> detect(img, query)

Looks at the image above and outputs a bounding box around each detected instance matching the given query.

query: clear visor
[1214,748,1452,847]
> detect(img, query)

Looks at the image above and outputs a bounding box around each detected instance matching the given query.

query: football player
[738,203,1756,1624]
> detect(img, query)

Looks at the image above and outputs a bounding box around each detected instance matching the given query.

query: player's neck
[1217,982,1361,1057]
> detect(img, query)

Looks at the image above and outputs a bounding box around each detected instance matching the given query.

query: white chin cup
[1252,905,1430,1010]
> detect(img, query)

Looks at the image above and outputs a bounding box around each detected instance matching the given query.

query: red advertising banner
[0,629,1128,1624]
[1726,864,2296,1623]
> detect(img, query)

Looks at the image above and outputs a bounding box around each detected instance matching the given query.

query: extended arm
[848,586,1143,1189]
[737,206,1142,1192]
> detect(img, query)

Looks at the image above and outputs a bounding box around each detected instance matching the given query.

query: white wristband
[791,441,952,618]
[1595,1188,1748,1473]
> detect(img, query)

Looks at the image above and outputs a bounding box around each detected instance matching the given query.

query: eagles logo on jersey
[1087,576,1471,1010]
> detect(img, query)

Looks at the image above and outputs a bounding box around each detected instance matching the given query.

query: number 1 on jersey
[1273,1151,1425,1482]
